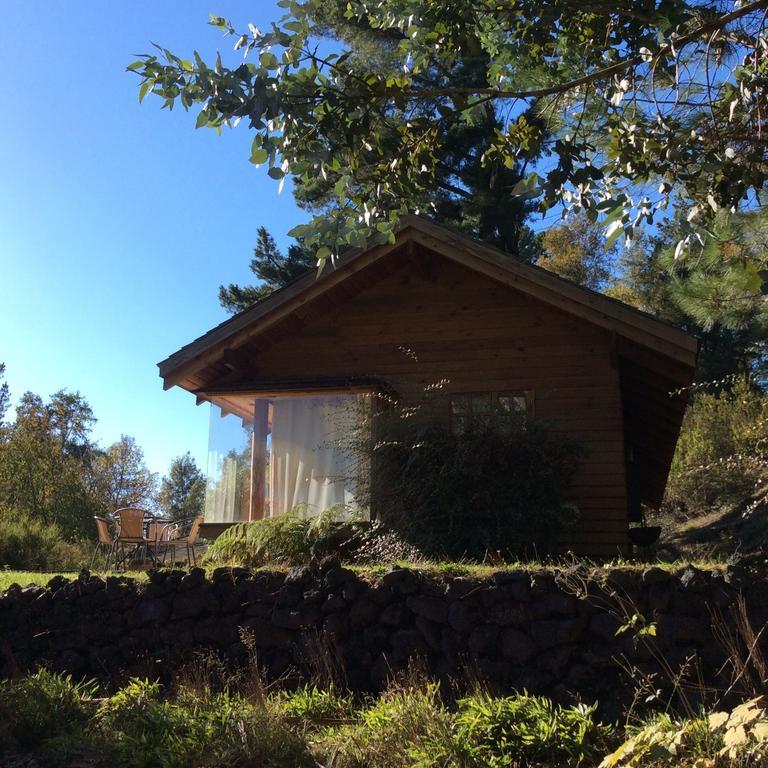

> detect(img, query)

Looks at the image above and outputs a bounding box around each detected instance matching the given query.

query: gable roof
[158,215,698,391]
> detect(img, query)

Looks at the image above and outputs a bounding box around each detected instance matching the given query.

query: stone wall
[1,561,766,708]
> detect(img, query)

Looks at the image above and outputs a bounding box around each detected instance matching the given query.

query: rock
[530,618,585,650]
[285,565,316,586]
[448,601,481,634]
[324,566,356,591]
[469,625,500,657]
[406,596,448,624]
[380,602,405,627]
[350,599,379,627]
[589,613,622,642]
[642,567,672,586]
[679,566,707,592]
[380,568,420,595]
[129,598,170,628]
[415,616,443,651]
[531,592,576,619]
[501,628,534,663]
[321,594,346,614]
[391,629,429,662]
[656,613,708,645]
[487,600,529,627]
[179,568,206,591]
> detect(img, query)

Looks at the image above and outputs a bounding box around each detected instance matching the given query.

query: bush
[455,693,612,767]
[322,682,463,768]
[277,685,357,724]
[665,379,768,517]
[0,507,89,570]
[97,678,313,768]
[371,408,582,559]
[203,508,421,567]
[0,669,97,754]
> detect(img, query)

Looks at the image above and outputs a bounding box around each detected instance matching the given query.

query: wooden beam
[248,399,269,522]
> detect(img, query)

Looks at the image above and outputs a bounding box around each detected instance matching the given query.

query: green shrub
[277,685,356,723]
[0,507,90,570]
[322,682,464,768]
[0,669,97,753]
[665,379,768,516]
[455,692,613,767]
[98,678,312,768]
[371,408,582,559]
[203,507,421,567]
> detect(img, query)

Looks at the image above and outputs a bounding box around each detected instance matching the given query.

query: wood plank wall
[219,249,630,556]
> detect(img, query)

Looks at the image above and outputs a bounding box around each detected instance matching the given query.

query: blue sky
[0,1,306,476]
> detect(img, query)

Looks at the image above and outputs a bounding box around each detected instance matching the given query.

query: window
[450,391,533,434]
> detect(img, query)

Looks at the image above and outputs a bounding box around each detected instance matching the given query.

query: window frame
[449,390,534,434]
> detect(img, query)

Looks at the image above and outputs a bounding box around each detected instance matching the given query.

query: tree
[0,391,102,539]
[0,363,9,425]
[536,214,616,291]
[158,452,206,521]
[133,0,768,268]
[219,227,313,313]
[93,435,157,511]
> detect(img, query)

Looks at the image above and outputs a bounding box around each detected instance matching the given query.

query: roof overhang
[158,215,698,394]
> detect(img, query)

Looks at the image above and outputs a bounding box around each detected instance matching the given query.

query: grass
[0,554,738,596]
[0,569,149,594]
[3,669,764,767]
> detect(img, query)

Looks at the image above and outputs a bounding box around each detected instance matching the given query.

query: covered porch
[197,379,381,537]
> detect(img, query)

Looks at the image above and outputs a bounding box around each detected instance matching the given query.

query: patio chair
[113,507,150,569]
[91,516,116,571]
[147,519,176,565]
[165,516,204,566]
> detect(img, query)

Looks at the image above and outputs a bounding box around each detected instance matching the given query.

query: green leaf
[268,166,285,180]
[260,52,279,70]
[250,142,268,165]
[315,245,331,262]
[138,81,151,103]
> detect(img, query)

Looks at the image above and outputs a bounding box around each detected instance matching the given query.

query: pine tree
[218,228,314,314]
[158,453,206,522]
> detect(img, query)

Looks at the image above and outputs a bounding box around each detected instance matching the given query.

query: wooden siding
[211,248,630,556]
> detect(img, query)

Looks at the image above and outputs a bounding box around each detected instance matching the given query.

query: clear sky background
[0,1,306,476]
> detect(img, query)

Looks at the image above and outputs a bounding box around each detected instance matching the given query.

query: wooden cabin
[158,216,698,556]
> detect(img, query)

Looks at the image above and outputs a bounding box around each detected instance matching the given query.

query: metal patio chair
[113,507,150,570]
[91,516,116,571]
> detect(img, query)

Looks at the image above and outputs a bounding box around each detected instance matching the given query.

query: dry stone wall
[1,561,765,708]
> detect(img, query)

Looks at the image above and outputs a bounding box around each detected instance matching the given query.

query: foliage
[203,507,421,567]
[98,678,312,768]
[0,669,97,754]
[664,379,768,517]
[92,435,158,511]
[158,452,205,522]
[324,682,463,768]
[455,692,612,767]
[0,372,159,563]
[537,214,616,291]
[277,684,356,723]
[218,226,314,313]
[131,1,768,265]
[371,407,581,558]
[0,362,9,425]
[0,507,89,570]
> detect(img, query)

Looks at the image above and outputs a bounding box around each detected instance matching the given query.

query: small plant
[455,692,613,767]
[0,668,98,752]
[277,685,356,724]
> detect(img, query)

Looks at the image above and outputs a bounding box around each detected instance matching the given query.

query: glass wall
[269,394,369,518]
[203,394,371,524]
[204,404,252,523]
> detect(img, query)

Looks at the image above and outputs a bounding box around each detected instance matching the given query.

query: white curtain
[204,455,239,523]
[270,395,363,518]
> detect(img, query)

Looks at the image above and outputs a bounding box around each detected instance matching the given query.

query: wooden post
[249,399,269,521]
